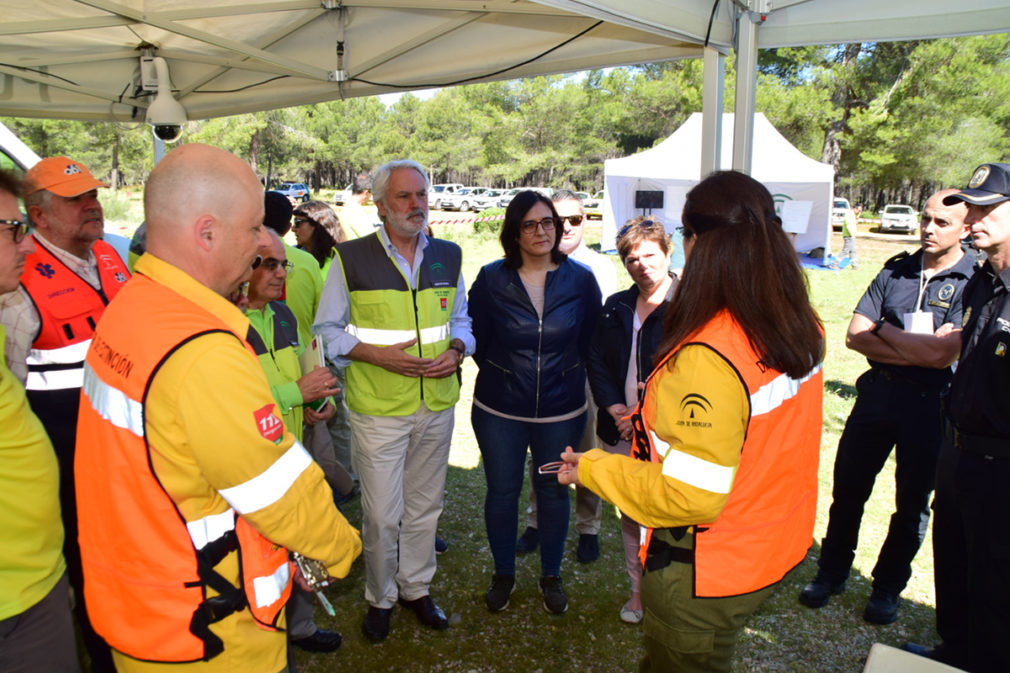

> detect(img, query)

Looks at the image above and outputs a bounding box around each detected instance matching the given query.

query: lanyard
[915,258,937,312]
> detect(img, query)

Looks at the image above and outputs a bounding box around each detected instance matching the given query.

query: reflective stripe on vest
[338,233,461,415]
[76,273,294,662]
[637,311,822,598]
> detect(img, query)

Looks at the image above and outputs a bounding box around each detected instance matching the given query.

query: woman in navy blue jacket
[468,190,601,616]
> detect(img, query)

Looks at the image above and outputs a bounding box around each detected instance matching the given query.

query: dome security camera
[145,57,187,143]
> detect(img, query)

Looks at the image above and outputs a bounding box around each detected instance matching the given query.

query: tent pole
[701,47,724,178]
[732,7,762,174]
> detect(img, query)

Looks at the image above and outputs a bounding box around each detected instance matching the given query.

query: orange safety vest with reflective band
[634,311,822,597]
[75,273,292,663]
[21,237,130,392]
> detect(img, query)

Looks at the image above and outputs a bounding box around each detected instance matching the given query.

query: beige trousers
[350,403,454,608]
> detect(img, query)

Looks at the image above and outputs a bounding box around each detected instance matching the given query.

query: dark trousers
[817,368,943,594]
[27,388,115,673]
[932,437,1010,673]
[472,406,585,577]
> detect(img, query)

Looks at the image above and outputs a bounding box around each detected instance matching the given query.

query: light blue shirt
[313,225,475,368]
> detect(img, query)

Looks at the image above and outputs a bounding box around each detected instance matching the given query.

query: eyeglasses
[675,226,695,239]
[520,217,557,234]
[0,219,29,243]
[559,215,583,226]
[293,216,314,228]
[259,257,293,273]
[617,219,659,239]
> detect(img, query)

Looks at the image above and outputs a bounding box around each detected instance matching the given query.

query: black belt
[943,416,1010,459]
[644,532,694,573]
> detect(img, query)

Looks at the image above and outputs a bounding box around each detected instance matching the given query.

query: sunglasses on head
[617,219,658,239]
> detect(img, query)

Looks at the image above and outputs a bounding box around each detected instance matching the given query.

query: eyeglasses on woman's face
[675,226,695,240]
[293,216,314,229]
[520,217,557,235]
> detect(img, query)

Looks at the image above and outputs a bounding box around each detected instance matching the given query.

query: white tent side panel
[601,113,834,255]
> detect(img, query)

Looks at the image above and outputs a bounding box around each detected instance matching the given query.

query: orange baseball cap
[24,156,108,197]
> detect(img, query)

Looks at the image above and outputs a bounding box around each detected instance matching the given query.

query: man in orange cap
[0,156,130,673]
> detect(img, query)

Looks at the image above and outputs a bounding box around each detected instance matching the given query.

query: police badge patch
[938,283,955,302]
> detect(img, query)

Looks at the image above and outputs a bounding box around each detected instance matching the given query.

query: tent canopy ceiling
[1,1,1007,123]
[0,1,706,122]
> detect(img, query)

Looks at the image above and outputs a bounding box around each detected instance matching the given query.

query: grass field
[278,224,938,673]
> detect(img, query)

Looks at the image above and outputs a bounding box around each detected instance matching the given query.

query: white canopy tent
[601,112,834,254]
[0,1,1007,170]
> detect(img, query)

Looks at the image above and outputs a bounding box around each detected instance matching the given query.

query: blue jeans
[472,405,586,577]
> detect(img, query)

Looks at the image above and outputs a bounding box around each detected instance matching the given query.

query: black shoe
[863,588,899,625]
[576,533,600,563]
[291,629,342,653]
[361,606,393,643]
[435,536,449,555]
[539,576,568,615]
[516,526,539,555]
[397,595,449,630]
[798,573,846,608]
[485,574,516,612]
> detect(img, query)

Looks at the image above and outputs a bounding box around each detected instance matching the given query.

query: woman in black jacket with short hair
[468,190,600,616]
[587,216,677,624]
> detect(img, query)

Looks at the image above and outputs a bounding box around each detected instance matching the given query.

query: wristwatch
[870,317,887,334]
[450,342,465,362]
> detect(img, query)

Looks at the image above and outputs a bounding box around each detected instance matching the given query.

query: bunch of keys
[292,552,336,616]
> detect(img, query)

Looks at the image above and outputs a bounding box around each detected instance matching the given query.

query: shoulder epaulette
[883,250,911,268]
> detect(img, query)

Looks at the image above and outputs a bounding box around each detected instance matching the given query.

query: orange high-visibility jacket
[637,311,822,597]
[75,272,292,663]
[21,236,130,392]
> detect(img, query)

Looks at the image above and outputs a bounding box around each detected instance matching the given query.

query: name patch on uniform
[927,299,951,310]
[675,393,713,428]
[254,404,284,444]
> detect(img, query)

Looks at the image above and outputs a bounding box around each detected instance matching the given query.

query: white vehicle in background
[441,187,490,212]
[471,188,504,211]
[878,204,918,233]
[831,197,851,230]
[428,183,464,210]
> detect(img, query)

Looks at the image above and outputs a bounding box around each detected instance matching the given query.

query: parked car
[878,204,918,233]
[574,191,591,202]
[275,181,310,202]
[428,183,465,210]
[471,188,504,211]
[333,184,352,206]
[441,187,490,212]
[585,190,605,220]
[831,197,851,230]
[496,187,552,209]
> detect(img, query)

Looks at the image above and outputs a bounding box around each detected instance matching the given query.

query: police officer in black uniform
[902,163,1010,672]
[799,189,975,625]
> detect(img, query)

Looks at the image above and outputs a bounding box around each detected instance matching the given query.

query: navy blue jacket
[468,258,601,418]
[587,277,677,445]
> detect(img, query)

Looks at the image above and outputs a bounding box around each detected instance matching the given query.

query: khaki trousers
[350,403,454,608]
